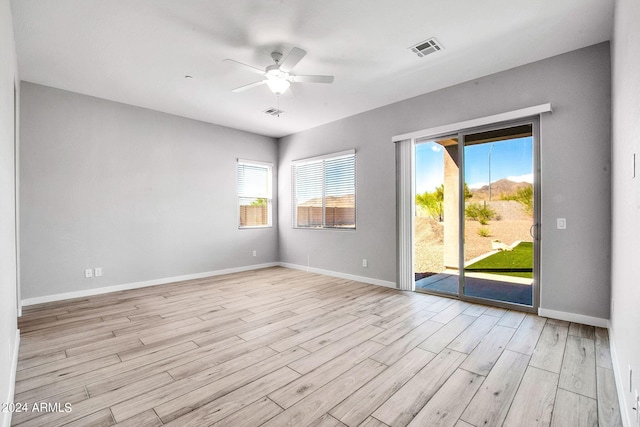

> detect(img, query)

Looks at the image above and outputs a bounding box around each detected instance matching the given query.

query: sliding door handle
[529,223,539,240]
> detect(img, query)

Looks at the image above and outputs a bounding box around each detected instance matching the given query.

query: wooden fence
[296,206,355,227]
[240,205,268,227]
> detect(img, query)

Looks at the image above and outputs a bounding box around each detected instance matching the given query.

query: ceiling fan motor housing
[271,51,283,64]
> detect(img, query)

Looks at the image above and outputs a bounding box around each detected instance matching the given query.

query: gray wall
[20,82,278,300]
[279,42,612,320]
[0,0,19,419]
[611,0,640,423]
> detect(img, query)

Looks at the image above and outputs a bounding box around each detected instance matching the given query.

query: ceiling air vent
[263,107,284,117]
[409,38,443,58]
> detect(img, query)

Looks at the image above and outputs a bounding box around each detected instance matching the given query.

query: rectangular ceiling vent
[409,38,443,58]
[264,107,284,117]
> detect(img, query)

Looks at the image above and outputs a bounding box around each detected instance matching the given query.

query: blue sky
[415,136,533,194]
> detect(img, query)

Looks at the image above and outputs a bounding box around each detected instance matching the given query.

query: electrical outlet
[84,268,93,278]
[362,259,368,268]
[94,267,102,277]
[252,250,257,257]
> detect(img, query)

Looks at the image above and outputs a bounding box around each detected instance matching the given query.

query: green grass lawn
[465,241,533,279]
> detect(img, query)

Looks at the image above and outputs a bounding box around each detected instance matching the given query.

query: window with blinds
[292,149,356,229]
[237,160,272,228]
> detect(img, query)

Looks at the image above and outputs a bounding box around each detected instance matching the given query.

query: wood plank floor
[13,267,622,427]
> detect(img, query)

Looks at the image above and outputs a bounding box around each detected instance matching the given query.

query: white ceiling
[11,0,614,138]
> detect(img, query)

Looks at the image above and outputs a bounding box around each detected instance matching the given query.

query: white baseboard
[279,262,397,289]
[21,263,280,307]
[1,329,20,427]
[537,307,608,328]
[21,262,395,307]
[608,320,631,427]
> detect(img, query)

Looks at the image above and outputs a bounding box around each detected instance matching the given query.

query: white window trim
[291,149,356,166]
[291,149,357,231]
[391,103,552,143]
[237,159,273,229]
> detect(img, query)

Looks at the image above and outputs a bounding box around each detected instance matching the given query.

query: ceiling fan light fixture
[266,77,290,94]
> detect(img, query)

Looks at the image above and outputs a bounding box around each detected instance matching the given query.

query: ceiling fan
[225,47,334,95]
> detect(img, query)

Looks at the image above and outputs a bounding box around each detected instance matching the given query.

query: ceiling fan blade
[224,59,265,75]
[232,80,266,92]
[279,47,306,72]
[291,75,334,84]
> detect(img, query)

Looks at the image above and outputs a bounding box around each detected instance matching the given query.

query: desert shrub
[416,183,473,222]
[416,187,443,222]
[477,227,491,237]
[465,202,496,224]
[250,198,267,206]
[501,186,533,216]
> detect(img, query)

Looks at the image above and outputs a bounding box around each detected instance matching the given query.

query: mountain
[469,179,532,201]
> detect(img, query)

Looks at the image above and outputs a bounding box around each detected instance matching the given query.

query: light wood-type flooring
[13,267,622,426]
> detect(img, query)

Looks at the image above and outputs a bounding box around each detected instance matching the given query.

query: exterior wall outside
[443,145,460,269]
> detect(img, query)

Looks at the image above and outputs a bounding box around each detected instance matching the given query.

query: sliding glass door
[414,120,539,310]
[413,135,459,296]
[461,123,537,307]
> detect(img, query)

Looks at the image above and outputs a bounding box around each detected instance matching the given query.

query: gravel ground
[414,217,533,274]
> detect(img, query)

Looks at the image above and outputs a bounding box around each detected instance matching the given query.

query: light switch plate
[557,218,566,229]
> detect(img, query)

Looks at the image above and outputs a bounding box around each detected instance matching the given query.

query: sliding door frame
[408,117,541,312]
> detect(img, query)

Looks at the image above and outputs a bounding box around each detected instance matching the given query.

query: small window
[292,149,356,230]
[237,159,272,228]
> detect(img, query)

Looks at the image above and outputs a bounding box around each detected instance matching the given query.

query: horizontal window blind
[238,160,272,228]
[292,150,356,229]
